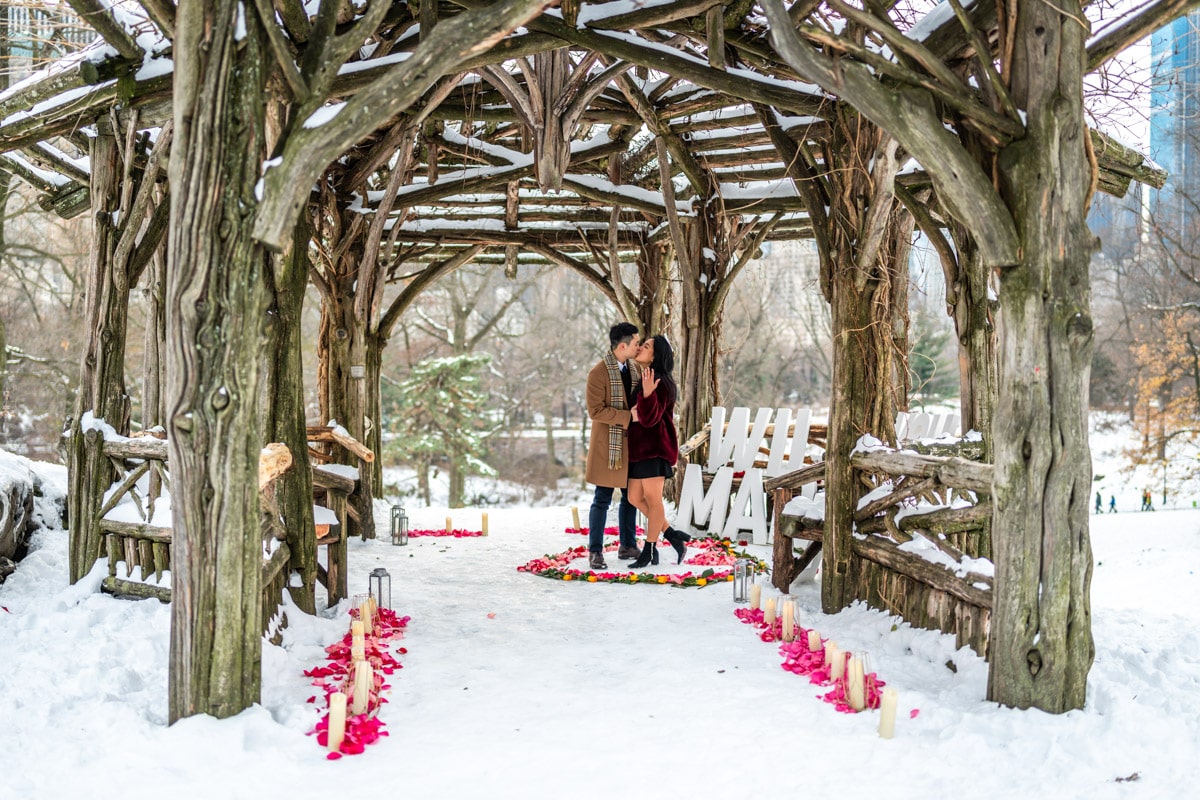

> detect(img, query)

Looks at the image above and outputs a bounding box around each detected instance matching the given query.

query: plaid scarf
[604,352,627,469]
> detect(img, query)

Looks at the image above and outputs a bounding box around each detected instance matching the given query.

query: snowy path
[2,503,1199,799]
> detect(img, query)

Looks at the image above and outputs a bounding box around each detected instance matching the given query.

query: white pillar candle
[350,639,365,663]
[350,661,374,715]
[571,506,581,531]
[350,620,364,639]
[807,630,821,651]
[446,515,453,535]
[830,647,845,680]
[359,600,372,636]
[327,692,347,752]
[878,687,898,738]
[782,600,795,642]
[847,656,865,710]
[824,640,838,667]
[763,597,777,626]
[749,583,762,610]
[481,512,489,536]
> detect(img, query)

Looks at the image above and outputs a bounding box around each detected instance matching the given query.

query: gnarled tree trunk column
[365,331,385,504]
[167,1,271,722]
[819,113,909,612]
[988,0,1095,711]
[67,116,132,582]
[634,241,671,337]
[263,217,317,614]
[317,284,371,533]
[314,196,375,538]
[675,202,721,444]
[949,224,997,455]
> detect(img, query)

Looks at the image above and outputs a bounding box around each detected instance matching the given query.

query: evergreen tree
[386,353,498,507]
[908,307,958,406]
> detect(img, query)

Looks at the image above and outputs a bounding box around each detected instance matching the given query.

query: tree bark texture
[819,111,908,612]
[142,241,166,431]
[634,242,671,337]
[948,225,997,453]
[166,0,271,723]
[263,220,317,614]
[988,0,1095,712]
[315,221,374,537]
[67,117,131,582]
[675,199,722,444]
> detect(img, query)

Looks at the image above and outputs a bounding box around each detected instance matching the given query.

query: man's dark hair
[609,322,638,348]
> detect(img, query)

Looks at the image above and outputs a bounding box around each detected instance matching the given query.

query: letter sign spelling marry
[675,408,812,544]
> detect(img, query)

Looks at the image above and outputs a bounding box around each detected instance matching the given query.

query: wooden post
[67,115,131,582]
[166,0,271,723]
[264,218,317,613]
[988,0,1095,712]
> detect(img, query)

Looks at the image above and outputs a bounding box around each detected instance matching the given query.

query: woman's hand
[642,367,659,397]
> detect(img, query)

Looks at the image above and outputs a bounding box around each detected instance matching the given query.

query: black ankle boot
[662,528,690,564]
[628,541,658,569]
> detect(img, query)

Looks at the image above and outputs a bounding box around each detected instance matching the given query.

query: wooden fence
[772,441,993,655]
[88,429,360,632]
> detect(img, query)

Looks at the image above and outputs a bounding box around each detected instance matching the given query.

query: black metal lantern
[368,567,391,611]
[390,504,408,546]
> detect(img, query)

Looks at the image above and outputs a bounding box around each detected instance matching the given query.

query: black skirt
[628,457,674,479]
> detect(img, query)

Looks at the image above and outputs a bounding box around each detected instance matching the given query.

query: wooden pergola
[0,0,1186,720]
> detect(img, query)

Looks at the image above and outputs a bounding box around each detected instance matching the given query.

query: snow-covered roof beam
[65,0,144,61]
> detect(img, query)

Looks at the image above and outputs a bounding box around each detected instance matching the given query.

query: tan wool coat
[585,358,633,488]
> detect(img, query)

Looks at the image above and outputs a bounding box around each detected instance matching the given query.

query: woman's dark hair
[649,335,676,402]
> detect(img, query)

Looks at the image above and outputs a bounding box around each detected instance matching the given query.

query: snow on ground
[3,416,1200,799]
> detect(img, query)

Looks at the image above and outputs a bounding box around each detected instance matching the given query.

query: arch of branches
[0,0,1186,721]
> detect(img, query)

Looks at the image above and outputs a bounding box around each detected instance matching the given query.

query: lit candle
[327,692,347,753]
[350,661,374,715]
[749,582,762,610]
[481,512,489,536]
[830,647,845,680]
[878,687,898,738]
[782,600,795,642]
[763,597,777,626]
[847,656,865,710]
[351,641,365,663]
[571,506,581,531]
[446,516,453,535]
[350,620,364,639]
[807,630,821,651]
[359,599,372,636]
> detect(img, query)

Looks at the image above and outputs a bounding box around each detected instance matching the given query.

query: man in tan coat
[585,322,641,570]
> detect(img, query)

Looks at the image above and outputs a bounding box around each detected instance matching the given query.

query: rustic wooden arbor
[0,0,1185,720]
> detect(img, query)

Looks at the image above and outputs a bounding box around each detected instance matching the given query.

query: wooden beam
[65,0,144,61]
[135,0,176,39]
[851,534,992,609]
[850,449,994,494]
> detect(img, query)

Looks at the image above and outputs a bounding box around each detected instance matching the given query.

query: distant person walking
[1141,488,1153,511]
[1095,491,1102,514]
[1109,495,1117,513]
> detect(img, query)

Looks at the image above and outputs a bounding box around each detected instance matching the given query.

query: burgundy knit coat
[629,381,678,465]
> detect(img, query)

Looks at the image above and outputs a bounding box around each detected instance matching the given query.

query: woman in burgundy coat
[625,335,690,568]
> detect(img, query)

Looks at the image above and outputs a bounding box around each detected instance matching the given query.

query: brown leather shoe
[617,545,641,560]
[588,551,608,570]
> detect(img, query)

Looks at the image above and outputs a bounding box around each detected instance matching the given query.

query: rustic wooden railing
[307,424,374,546]
[770,442,994,655]
[312,463,355,604]
[88,429,359,631]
